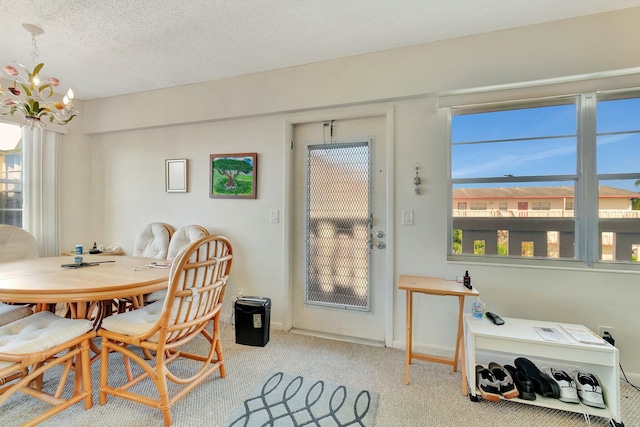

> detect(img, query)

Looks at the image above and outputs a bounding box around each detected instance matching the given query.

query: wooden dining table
[0,255,170,322]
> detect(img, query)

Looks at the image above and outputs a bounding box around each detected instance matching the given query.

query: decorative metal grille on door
[305,141,371,310]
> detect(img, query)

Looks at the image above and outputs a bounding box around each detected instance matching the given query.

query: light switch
[270,209,279,223]
[402,210,414,226]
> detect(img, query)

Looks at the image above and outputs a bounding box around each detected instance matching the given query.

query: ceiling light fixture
[0,23,76,128]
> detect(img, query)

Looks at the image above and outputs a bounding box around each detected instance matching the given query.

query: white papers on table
[559,324,607,345]
[534,326,571,343]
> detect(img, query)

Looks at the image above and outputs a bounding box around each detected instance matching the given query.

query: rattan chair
[98,235,232,426]
[144,225,211,304]
[0,225,40,318]
[0,311,96,426]
[0,302,32,327]
[118,222,175,312]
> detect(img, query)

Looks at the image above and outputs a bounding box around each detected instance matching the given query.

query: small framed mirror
[165,159,188,193]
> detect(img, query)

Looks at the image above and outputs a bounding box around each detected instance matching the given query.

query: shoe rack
[462,315,624,427]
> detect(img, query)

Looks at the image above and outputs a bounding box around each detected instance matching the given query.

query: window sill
[447,254,640,274]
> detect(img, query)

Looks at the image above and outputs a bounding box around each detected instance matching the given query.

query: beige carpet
[1,324,638,427]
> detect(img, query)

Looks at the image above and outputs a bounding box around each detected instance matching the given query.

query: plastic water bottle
[472,297,484,319]
[74,244,83,264]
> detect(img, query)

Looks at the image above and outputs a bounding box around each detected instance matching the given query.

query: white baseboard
[290,328,385,347]
[622,370,640,387]
[220,312,283,332]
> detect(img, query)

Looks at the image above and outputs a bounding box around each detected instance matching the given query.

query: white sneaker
[565,367,606,408]
[540,367,579,404]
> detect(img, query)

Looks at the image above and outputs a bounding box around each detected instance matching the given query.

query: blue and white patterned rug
[223,371,379,427]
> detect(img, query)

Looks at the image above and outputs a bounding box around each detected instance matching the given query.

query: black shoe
[504,364,536,400]
[475,365,501,402]
[514,357,560,398]
[541,366,579,404]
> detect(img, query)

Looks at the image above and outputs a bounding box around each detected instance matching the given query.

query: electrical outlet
[598,325,613,336]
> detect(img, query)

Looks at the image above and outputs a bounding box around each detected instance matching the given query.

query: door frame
[283,103,395,347]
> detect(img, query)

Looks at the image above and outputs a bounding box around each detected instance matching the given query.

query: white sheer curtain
[21,127,60,257]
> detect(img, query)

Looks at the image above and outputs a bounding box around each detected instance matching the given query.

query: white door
[292,116,387,342]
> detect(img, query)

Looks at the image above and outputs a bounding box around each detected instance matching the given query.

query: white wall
[63,9,640,379]
[89,117,287,319]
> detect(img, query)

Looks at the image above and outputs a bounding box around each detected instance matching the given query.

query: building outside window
[450,91,640,267]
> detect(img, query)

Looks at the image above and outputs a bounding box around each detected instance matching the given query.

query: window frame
[447,91,640,271]
[592,90,640,270]
[0,123,23,228]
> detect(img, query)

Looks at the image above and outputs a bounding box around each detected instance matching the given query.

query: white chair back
[0,225,38,261]
[132,222,174,259]
[166,225,209,260]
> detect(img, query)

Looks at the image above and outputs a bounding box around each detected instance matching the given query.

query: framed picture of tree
[209,152,257,199]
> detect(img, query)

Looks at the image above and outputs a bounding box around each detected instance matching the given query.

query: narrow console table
[398,275,479,386]
[463,315,623,427]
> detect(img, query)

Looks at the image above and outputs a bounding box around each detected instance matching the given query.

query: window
[0,122,22,227]
[450,91,640,268]
[532,202,550,211]
[596,95,640,264]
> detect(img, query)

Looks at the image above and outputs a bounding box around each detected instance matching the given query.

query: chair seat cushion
[146,289,167,303]
[101,300,164,342]
[0,302,33,327]
[0,311,93,369]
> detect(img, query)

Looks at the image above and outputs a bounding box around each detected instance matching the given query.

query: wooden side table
[398,274,479,390]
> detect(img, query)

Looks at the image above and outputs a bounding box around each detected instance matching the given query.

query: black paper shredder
[234,296,271,347]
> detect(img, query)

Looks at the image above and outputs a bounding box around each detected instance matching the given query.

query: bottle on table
[74,244,83,264]
[463,270,471,289]
[472,297,484,319]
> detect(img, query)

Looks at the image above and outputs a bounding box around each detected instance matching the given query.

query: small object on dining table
[74,244,83,264]
[61,260,116,269]
[146,261,171,268]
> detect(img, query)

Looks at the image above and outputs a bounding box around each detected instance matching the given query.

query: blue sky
[451,98,640,192]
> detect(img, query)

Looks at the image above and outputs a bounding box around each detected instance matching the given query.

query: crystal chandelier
[0,24,76,128]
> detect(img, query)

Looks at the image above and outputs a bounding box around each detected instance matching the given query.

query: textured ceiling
[1,0,639,101]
